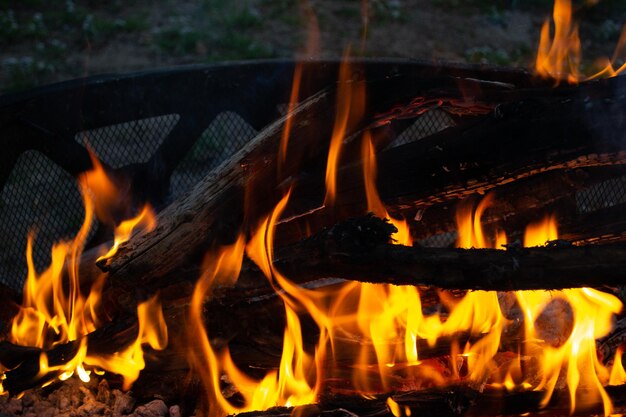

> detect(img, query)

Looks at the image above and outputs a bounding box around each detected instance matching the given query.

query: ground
[2,0,626,93]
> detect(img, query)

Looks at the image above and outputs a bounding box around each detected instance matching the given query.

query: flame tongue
[5,152,167,393]
[535,0,626,83]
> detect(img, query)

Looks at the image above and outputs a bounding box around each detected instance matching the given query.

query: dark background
[2,0,626,93]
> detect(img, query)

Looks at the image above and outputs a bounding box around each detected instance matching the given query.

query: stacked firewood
[3,63,626,416]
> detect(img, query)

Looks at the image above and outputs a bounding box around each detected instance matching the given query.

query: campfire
[3,1,626,416]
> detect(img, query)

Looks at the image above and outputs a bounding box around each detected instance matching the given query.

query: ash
[0,377,184,417]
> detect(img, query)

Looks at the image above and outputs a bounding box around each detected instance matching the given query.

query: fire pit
[3,2,626,417]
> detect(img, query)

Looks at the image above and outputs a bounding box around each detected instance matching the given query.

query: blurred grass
[1,0,625,93]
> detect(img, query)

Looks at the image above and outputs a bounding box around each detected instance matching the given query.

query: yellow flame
[97,204,156,263]
[188,201,321,417]
[387,397,402,417]
[453,198,622,416]
[85,295,168,390]
[523,214,558,246]
[610,347,626,386]
[519,214,619,415]
[324,50,365,206]
[5,153,166,393]
[535,0,626,83]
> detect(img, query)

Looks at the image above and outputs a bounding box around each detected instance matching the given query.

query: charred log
[279,76,626,246]
[233,383,626,417]
[96,69,567,300]
[268,216,626,291]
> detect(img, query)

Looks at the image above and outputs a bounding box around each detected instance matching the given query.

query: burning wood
[5,2,626,415]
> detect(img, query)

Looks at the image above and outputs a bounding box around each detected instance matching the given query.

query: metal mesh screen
[169,112,257,199]
[387,110,456,149]
[3,97,626,289]
[0,151,88,288]
[0,112,258,290]
[75,114,180,168]
[576,176,626,213]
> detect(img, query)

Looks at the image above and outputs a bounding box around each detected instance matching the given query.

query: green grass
[155,27,204,56]
[153,0,275,60]
[465,44,533,66]
[0,2,150,92]
[3,57,54,92]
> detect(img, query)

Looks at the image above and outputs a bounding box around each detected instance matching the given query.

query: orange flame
[279,64,303,172]
[516,215,620,415]
[81,151,118,224]
[324,50,365,206]
[362,132,412,246]
[4,154,166,393]
[535,0,626,83]
[96,204,156,263]
[188,194,321,417]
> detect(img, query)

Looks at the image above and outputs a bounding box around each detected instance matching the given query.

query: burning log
[95,68,545,299]
[99,75,626,303]
[231,383,626,417]
[261,215,626,291]
[94,86,336,297]
[0,317,139,395]
[279,76,626,245]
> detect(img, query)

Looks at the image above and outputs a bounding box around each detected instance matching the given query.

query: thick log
[95,87,336,296]
[233,383,626,417]
[96,67,552,299]
[278,76,626,246]
[268,216,626,291]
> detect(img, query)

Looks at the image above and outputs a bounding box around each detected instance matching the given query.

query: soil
[1,0,626,93]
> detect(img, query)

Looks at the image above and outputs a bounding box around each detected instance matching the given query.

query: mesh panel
[75,114,180,168]
[0,151,90,289]
[169,112,257,198]
[418,231,457,248]
[387,110,456,148]
[576,176,626,213]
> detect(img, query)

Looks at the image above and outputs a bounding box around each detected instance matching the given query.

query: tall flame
[535,0,626,83]
[324,51,365,206]
[279,63,303,173]
[188,193,321,417]
[516,215,620,415]
[5,153,166,393]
